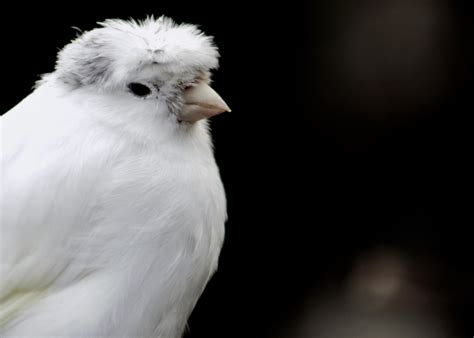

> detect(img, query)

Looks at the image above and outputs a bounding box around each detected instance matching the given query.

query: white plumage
[0,16,229,337]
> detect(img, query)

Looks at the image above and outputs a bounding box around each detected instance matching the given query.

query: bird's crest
[53,16,220,89]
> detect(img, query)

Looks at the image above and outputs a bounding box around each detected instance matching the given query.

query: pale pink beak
[178,82,231,122]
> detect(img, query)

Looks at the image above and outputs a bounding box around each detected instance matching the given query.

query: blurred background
[1,0,472,337]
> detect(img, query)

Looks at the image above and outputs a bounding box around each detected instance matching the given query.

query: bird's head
[54,16,230,123]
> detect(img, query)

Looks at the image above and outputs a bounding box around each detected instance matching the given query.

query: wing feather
[0,83,114,323]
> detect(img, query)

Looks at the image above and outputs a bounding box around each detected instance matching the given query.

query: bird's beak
[179,82,231,123]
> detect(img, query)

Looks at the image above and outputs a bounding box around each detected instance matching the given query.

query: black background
[1,1,472,337]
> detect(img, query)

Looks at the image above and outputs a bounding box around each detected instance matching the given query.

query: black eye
[128,83,151,97]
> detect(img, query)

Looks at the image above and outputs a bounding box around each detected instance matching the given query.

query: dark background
[1,1,472,337]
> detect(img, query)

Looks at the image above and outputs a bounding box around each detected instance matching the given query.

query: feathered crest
[53,16,219,89]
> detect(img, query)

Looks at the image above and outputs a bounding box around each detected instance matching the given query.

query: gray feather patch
[55,33,113,87]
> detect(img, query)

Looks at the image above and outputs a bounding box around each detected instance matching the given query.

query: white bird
[0,16,229,337]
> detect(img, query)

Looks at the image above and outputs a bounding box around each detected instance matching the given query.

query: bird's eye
[128,83,151,97]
